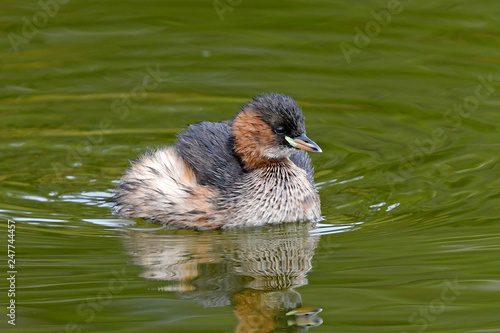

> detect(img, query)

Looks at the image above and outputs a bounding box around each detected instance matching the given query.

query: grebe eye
[274,126,285,134]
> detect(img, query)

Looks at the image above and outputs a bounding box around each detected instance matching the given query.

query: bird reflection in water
[123,222,324,332]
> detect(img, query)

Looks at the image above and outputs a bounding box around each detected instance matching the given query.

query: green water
[1,0,500,332]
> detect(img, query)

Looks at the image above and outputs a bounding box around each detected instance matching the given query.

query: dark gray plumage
[242,93,306,137]
[175,121,243,191]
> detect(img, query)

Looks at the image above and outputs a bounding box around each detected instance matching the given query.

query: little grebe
[114,93,322,229]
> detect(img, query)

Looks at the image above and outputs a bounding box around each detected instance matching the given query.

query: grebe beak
[285,134,322,153]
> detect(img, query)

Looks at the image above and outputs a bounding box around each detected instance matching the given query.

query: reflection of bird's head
[233,93,321,169]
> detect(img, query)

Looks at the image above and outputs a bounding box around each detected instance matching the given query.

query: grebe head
[233,93,322,169]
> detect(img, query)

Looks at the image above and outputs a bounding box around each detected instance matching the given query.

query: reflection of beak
[285,307,323,327]
[285,134,322,153]
[286,306,323,316]
[293,315,323,327]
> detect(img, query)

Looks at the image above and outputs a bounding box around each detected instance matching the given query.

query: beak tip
[289,134,323,153]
